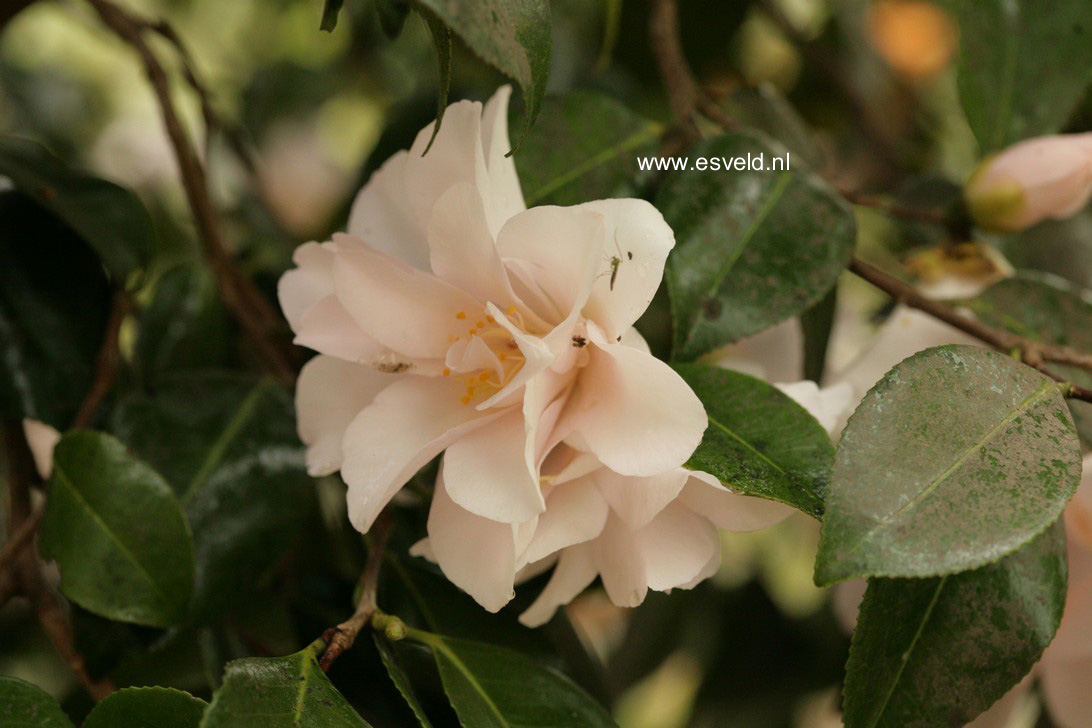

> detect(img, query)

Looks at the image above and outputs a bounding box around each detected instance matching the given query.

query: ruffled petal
[294,295,392,364]
[442,408,545,522]
[479,85,526,234]
[333,235,482,360]
[296,355,396,476]
[593,467,688,530]
[278,241,335,331]
[592,513,648,608]
[340,375,503,532]
[637,502,719,591]
[426,473,517,612]
[677,471,795,531]
[519,544,598,627]
[519,474,609,568]
[559,324,707,476]
[577,198,675,342]
[22,419,60,480]
[774,380,854,438]
[1040,655,1092,728]
[346,151,431,271]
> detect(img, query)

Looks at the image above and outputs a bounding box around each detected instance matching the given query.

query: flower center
[442,306,528,406]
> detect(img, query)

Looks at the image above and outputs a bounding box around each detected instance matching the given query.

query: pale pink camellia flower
[965,133,1092,233]
[278,86,707,539]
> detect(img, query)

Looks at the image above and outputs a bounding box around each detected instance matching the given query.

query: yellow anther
[442,368,451,377]
[460,395,471,405]
[507,306,516,314]
[486,315,496,323]
[476,321,485,328]
[455,312,467,320]
[468,328,477,335]
[479,371,491,382]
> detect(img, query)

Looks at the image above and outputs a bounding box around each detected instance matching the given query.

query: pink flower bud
[964,133,1092,232]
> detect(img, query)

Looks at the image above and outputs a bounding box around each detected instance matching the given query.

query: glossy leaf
[375,635,434,728]
[420,8,453,154]
[843,523,1067,728]
[718,84,822,167]
[659,132,855,361]
[83,687,207,728]
[0,676,73,728]
[958,272,1092,443]
[412,0,550,151]
[415,631,614,728]
[515,92,661,206]
[200,639,371,727]
[815,345,1081,585]
[39,431,195,627]
[111,372,314,622]
[0,191,109,428]
[957,0,1092,150]
[674,364,833,518]
[377,0,411,37]
[0,135,155,282]
[320,0,344,31]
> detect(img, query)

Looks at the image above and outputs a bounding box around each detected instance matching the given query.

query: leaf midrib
[432,640,508,727]
[183,381,269,503]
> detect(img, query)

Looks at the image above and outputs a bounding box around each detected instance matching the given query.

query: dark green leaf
[659,132,855,361]
[801,285,837,384]
[199,639,371,727]
[419,9,453,155]
[411,0,551,151]
[0,135,155,282]
[39,430,195,627]
[815,345,1081,585]
[674,364,833,518]
[844,523,1067,728]
[0,191,109,427]
[320,0,344,31]
[0,677,73,728]
[111,372,314,621]
[416,632,615,728]
[718,84,822,167]
[957,0,1092,150]
[378,0,412,37]
[514,92,661,206]
[375,634,435,727]
[958,272,1092,443]
[83,687,207,728]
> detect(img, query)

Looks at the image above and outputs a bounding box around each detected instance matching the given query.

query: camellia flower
[964,133,1092,232]
[278,87,706,540]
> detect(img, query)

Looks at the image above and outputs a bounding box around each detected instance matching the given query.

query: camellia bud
[964,133,1092,232]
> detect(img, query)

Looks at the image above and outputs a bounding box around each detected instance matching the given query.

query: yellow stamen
[468,328,477,335]
[442,368,451,377]
[476,321,485,328]
[460,395,471,405]
[455,311,467,320]
[486,315,496,323]
[479,371,491,382]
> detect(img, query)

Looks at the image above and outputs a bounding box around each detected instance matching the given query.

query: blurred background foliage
[1,0,1088,726]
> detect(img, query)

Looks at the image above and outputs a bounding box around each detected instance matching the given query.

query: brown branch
[840,190,949,226]
[849,257,1092,380]
[0,507,42,576]
[86,0,294,382]
[71,290,128,429]
[319,509,395,671]
[649,0,701,143]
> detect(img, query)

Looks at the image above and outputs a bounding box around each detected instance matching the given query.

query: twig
[86,0,294,382]
[71,290,128,429]
[648,0,701,143]
[840,190,949,226]
[848,257,1092,383]
[319,510,395,671]
[0,508,42,576]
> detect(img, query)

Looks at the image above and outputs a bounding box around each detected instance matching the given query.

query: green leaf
[815,345,1081,586]
[111,372,314,621]
[199,639,371,727]
[0,191,109,427]
[83,687,207,728]
[674,364,833,518]
[0,677,73,727]
[957,0,1092,150]
[419,8,453,155]
[514,92,661,207]
[718,84,822,167]
[843,523,1067,728]
[801,285,837,384]
[375,635,435,727]
[414,632,615,728]
[320,0,344,31]
[411,0,551,152]
[958,272,1092,443]
[0,135,155,283]
[659,132,855,361]
[39,431,195,627]
[378,0,412,37]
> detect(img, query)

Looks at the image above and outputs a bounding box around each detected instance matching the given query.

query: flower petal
[774,380,854,438]
[340,375,502,532]
[496,206,605,325]
[347,151,431,271]
[427,473,516,612]
[1040,655,1092,728]
[333,235,482,360]
[519,474,609,568]
[22,419,60,480]
[592,513,648,608]
[442,408,545,522]
[519,544,598,628]
[479,86,526,234]
[577,199,675,341]
[297,355,396,476]
[294,295,392,364]
[559,324,707,476]
[593,467,688,530]
[637,502,719,591]
[677,471,795,531]
[278,241,335,331]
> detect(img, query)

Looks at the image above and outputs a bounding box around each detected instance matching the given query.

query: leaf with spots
[0,677,74,728]
[658,132,855,361]
[39,430,195,627]
[843,522,1067,728]
[674,363,833,518]
[83,687,207,728]
[199,639,371,727]
[815,345,1081,586]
